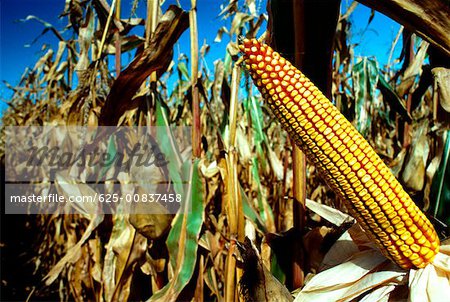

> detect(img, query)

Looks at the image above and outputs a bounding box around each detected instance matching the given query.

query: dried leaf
[214,26,229,43]
[111,230,147,302]
[409,240,450,302]
[129,197,173,240]
[75,7,95,71]
[432,67,450,112]
[295,248,404,302]
[402,120,429,191]
[303,226,335,273]
[238,238,293,302]
[54,171,100,215]
[236,126,252,162]
[44,215,104,285]
[305,198,354,227]
[99,6,189,126]
[230,12,253,36]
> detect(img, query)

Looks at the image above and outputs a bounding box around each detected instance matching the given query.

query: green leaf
[251,157,275,227]
[271,250,286,285]
[148,159,204,302]
[245,95,267,171]
[154,94,184,196]
[377,75,412,123]
[431,130,450,226]
[352,58,378,137]
[98,135,117,181]
[224,50,233,75]
[240,185,267,233]
[177,61,190,81]
[248,96,265,145]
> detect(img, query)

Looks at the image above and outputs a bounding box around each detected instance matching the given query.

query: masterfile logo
[4,126,192,214]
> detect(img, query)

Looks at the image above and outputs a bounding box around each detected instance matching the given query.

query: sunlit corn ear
[239,38,440,270]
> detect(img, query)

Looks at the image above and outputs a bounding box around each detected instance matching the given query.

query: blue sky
[0,0,402,113]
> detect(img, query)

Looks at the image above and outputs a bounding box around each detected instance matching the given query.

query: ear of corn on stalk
[238,38,440,269]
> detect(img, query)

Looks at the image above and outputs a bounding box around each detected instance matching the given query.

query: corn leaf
[240,185,267,233]
[352,58,379,137]
[377,75,411,123]
[148,159,204,301]
[431,130,450,226]
[154,94,184,196]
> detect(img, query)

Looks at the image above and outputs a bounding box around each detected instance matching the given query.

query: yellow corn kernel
[239,38,440,269]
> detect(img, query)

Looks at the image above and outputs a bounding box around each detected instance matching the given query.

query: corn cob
[239,38,440,269]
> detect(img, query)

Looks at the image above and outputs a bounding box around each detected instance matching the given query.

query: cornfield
[1,0,450,301]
